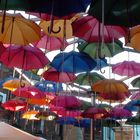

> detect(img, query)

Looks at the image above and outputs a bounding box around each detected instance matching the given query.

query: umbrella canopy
[0,0,90,17]
[43,67,76,83]
[112,61,140,76]
[51,51,97,73]
[33,33,68,51]
[109,106,132,119]
[131,77,140,88]
[1,99,27,112]
[50,95,82,110]
[27,98,47,105]
[56,117,77,125]
[39,19,73,39]
[74,72,105,86]
[35,110,58,120]
[0,13,41,45]
[78,40,124,59]
[2,78,30,91]
[0,45,49,70]
[50,107,82,118]
[72,16,128,43]
[35,80,63,92]
[130,92,140,100]
[126,115,140,125]
[12,86,46,99]
[92,79,130,102]
[81,106,109,119]
[22,110,39,120]
[124,100,140,111]
[88,0,140,27]
[125,25,140,52]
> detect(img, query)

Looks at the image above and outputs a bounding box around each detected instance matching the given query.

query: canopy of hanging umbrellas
[0,0,140,139]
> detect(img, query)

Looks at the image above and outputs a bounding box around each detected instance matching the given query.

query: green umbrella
[74,72,105,86]
[77,40,124,59]
[126,115,140,125]
[131,77,140,88]
[88,0,140,27]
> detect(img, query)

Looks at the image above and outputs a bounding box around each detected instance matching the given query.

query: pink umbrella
[12,86,46,99]
[1,99,27,112]
[50,95,82,110]
[0,45,49,70]
[72,15,128,43]
[43,67,76,83]
[50,107,81,118]
[81,106,109,119]
[33,33,68,51]
[112,61,140,76]
[109,106,132,119]
[130,91,140,100]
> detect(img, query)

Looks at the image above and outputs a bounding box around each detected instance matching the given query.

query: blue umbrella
[94,58,108,70]
[74,118,91,128]
[35,80,63,92]
[124,100,140,112]
[56,117,77,125]
[51,51,97,73]
[0,0,91,18]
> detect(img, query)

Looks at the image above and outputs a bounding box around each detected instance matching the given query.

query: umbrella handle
[48,26,61,34]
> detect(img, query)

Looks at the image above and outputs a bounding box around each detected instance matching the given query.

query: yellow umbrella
[22,110,39,120]
[125,25,140,52]
[0,13,41,45]
[3,78,30,91]
[39,19,73,39]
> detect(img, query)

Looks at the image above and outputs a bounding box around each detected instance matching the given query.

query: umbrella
[0,13,41,45]
[112,61,140,76]
[39,19,73,39]
[50,51,97,73]
[50,95,82,110]
[0,45,49,70]
[22,110,39,120]
[42,67,76,83]
[126,115,140,125]
[33,33,68,51]
[2,78,30,91]
[35,110,58,120]
[131,77,140,88]
[72,15,128,43]
[88,0,140,27]
[56,117,77,125]
[81,106,109,119]
[94,58,108,70]
[50,107,82,118]
[27,99,47,105]
[35,80,63,92]
[92,79,130,102]
[1,99,27,112]
[109,106,132,119]
[12,86,46,99]
[74,72,105,86]
[124,100,140,111]
[130,92,140,100]
[0,0,90,17]
[77,40,124,59]
[125,25,140,52]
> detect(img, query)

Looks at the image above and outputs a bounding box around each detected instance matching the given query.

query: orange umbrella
[92,79,130,102]
[125,25,140,52]
[27,99,47,105]
[2,78,30,91]
[0,13,41,45]
[22,110,39,120]
[39,19,73,39]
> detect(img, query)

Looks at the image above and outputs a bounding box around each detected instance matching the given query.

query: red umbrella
[72,15,128,43]
[50,107,81,118]
[112,61,140,76]
[33,33,68,51]
[12,86,46,99]
[109,106,132,119]
[50,95,82,110]
[1,99,27,112]
[0,45,49,70]
[43,67,76,83]
[81,106,109,119]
